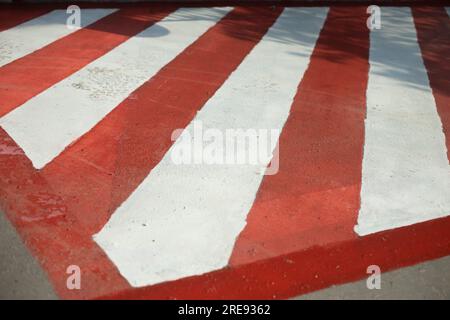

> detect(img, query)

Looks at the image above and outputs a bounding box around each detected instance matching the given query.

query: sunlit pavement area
[0,2,449,299]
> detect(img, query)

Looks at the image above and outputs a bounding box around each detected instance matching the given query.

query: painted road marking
[1,5,450,300]
[229,6,370,266]
[94,7,329,287]
[355,7,450,236]
[0,7,175,117]
[0,7,232,169]
[0,5,284,299]
[0,9,116,68]
[41,6,283,234]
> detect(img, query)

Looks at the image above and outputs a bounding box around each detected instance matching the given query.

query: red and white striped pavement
[0,4,449,299]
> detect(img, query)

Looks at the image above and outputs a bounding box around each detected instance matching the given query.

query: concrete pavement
[0,212,57,299]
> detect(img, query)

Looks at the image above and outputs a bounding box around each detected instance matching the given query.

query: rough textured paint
[0,7,176,117]
[0,7,232,169]
[94,7,329,288]
[0,9,117,68]
[355,7,450,236]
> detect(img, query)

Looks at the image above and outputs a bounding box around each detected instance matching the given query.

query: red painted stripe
[0,7,175,117]
[100,214,450,299]
[229,6,370,266]
[0,7,51,32]
[0,6,283,299]
[413,6,450,162]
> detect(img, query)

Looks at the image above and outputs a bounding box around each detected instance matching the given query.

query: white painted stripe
[0,9,117,68]
[94,7,329,287]
[355,8,450,236]
[446,7,450,18]
[0,7,232,169]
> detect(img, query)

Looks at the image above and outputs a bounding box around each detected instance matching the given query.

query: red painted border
[100,215,450,299]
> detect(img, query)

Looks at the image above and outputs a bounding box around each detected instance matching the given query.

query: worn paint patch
[0,7,176,117]
[0,7,232,169]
